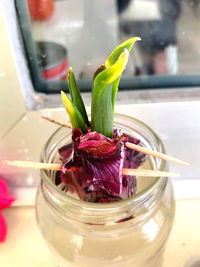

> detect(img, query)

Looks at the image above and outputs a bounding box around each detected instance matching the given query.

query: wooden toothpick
[41,116,190,167]
[122,168,179,177]
[2,160,62,171]
[125,142,190,167]
[1,160,179,177]
[42,116,72,129]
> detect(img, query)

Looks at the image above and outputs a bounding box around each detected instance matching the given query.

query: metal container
[36,41,68,81]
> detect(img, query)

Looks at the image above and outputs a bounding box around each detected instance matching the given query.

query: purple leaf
[58,129,146,202]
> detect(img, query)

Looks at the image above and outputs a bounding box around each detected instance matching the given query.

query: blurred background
[15,0,200,92]
[23,0,200,80]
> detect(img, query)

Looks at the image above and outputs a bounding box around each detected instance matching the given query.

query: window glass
[15,0,200,93]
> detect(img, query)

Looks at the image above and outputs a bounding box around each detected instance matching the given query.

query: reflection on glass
[24,0,200,84]
[35,41,69,81]
[120,0,200,76]
[119,0,181,75]
[142,218,160,242]
[27,0,118,81]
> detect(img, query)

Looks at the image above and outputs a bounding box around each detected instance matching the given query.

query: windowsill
[26,86,200,111]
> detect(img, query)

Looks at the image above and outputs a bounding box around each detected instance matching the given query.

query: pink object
[0,178,15,242]
[0,213,7,242]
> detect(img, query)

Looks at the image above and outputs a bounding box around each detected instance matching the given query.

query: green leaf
[92,83,113,138]
[111,77,120,115]
[91,37,141,137]
[105,37,141,68]
[91,49,129,137]
[67,67,89,126]
[106,37,141,117]
[92,49,129,100]
[61,90,86,132]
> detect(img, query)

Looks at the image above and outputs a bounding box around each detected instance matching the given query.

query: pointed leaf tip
[61,90,65,98]
[68,66,73,75]
[130,36,141,42]
[105,37,141,68]
[67,69,89,126]
[61,90,86,132]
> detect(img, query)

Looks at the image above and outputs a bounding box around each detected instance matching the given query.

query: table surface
[1,199,200,267]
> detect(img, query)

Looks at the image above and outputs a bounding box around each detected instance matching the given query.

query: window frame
[15,0,200,94]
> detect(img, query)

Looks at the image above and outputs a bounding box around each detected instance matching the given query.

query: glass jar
[36,114,175,267]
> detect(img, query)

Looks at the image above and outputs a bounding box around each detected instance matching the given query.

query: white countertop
[1,199,200,267]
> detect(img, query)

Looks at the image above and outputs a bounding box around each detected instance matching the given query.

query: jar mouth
[40,113,167,211]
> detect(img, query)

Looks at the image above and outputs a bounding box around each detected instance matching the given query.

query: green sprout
[61,37,140,137]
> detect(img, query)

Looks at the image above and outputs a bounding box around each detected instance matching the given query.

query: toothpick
[41,116,189,167]
[2,160,62,171]
[122,168,179,177]
[2,160,179,177]
[42,116,72,129]
[125,142,190,167]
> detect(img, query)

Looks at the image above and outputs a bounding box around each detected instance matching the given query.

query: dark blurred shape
[117,0,132,13]
[120,0,182,75]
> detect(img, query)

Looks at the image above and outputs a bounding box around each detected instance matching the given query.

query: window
[15,0,200,93]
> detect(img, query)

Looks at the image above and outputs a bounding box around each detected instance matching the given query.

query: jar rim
[40,113,167,211]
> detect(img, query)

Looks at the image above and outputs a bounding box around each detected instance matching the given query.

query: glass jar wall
[36,114,175,267]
